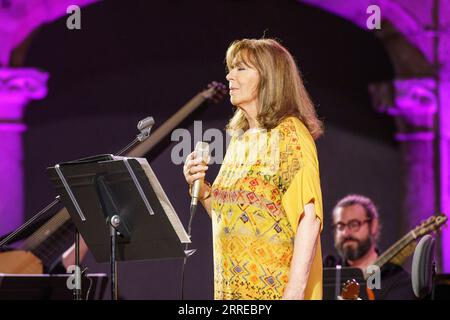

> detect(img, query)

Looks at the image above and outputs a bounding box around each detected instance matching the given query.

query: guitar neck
[373,231,415,269]
[126,91,208,157]
[20,209,75,267]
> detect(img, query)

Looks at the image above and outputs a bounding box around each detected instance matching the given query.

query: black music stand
[0,273,107,300]
[47,154,192,300]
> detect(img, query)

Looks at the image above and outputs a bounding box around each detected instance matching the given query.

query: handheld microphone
[181,142,209,300]
[190,141,209,207]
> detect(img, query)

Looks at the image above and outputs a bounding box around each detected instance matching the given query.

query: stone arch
[299,0,435,75]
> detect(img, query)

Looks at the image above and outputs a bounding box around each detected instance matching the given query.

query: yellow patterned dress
[210,116,323,300]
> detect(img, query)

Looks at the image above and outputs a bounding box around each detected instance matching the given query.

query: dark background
[22,0,400,299]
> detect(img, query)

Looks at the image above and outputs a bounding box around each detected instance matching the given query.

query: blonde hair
[225,38,323,139]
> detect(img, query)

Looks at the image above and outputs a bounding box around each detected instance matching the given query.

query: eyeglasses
[333,219,372,232]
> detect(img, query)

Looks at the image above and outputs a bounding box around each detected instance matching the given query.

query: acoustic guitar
[369,213,448,277]
[340,212,448,300]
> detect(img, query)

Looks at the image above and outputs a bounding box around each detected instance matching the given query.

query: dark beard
[335,236,372,262]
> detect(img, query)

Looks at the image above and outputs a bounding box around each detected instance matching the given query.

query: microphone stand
[0,116,155,299]
[115,117,154,156]
[0,196,61,249]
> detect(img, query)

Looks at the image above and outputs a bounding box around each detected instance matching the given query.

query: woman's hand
[183,151,210,199]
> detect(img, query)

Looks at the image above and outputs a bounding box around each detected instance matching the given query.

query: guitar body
[0,250,43,274]
[366,287,375,300]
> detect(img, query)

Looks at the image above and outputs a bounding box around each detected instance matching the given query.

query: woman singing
[183,38,324,300]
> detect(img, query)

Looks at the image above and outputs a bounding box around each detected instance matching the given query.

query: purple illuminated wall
[0,68,47,235]
[0,124,26,235]
[0,0,94,235]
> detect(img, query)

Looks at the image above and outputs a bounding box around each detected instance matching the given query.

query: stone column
[370,78,437,234]
[438,78,450,272]
[0,68,48,235]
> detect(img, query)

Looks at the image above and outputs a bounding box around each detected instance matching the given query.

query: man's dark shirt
[374,262,416,300]
[324,255,416,300]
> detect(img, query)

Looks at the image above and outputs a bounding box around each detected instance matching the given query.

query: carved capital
[392,79,437,115]
[369,78,437,140]
[0,67,48,120]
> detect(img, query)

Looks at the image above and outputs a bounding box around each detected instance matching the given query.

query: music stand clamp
[48,155,192,300]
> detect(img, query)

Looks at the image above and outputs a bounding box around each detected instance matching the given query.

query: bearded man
[328,194,415,300]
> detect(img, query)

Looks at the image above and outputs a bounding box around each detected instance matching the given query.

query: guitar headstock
[414,213,448,238]
[201,81,227,104]
[340,279,360,300]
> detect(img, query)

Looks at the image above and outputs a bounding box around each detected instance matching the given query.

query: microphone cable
[180,141,209,300]
[180,203,197,300]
